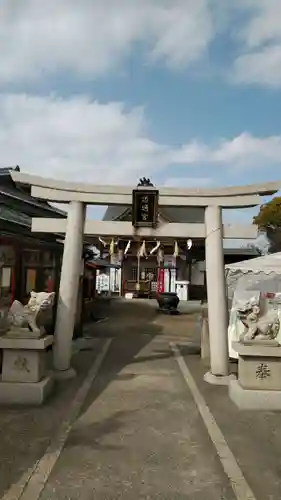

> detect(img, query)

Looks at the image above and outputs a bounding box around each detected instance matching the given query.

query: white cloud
[0,0,214,85]
[171,141,209,164]
[233,0,281,86]
[237,0,281,49]
[170,133,281,168]
[0,94,281,184]
[1,0,281,88]
[0,93,170,184]
[233,45,281,87]
[210,133,281,165]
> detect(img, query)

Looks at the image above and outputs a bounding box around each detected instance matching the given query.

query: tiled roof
[103,205,205,223]
[0,166,66,218]
[0,205,31,227]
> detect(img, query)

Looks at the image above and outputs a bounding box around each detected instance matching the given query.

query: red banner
[157,268,164,294]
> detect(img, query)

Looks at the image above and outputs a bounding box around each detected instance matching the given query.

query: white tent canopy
[225,251,281,275]
[226,252,281,303]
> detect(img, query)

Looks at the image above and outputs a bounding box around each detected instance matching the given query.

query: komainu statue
[236,297,280,342]
[7,291,55,337]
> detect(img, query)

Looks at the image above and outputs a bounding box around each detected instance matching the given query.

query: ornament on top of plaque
[132,178,158,228]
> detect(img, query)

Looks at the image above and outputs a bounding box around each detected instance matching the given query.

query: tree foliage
[253,197,281,252]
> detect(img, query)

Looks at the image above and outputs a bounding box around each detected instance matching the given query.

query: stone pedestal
[0,333,54,405]
[229,340,281,410]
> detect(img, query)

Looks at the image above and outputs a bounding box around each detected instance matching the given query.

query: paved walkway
[39,337,234,499]
[2,298,281,500]
[0,344,103,500]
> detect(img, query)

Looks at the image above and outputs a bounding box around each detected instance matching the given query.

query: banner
[157,268,165,293]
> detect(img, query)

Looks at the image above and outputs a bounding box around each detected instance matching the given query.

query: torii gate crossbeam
[10,170,281,385]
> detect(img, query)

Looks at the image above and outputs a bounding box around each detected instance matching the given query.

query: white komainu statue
[7,291,55,335]
[236,298,280,342]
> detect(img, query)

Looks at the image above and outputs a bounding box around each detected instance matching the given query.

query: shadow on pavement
[79,298,201,418]
[0,348,101,498]
[65,409,137,452]
[0,298,200,498]
[0,298,164,497]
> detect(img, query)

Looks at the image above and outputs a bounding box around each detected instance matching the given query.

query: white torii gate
[10,171,281,383]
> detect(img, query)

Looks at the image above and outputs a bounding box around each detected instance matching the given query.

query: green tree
[253,196,281,253]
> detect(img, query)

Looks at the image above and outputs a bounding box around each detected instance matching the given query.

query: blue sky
[0,0,281,239]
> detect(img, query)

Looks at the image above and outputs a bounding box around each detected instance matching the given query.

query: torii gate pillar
[204,205,229,384]
[53,201,85,377]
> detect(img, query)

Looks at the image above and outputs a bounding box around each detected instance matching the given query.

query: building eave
[0,166,67,218]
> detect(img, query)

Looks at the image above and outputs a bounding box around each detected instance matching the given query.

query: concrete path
[38,336,235,499]
[0,343,103,500]
[185,350,281,500]
[3,298,277,499]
